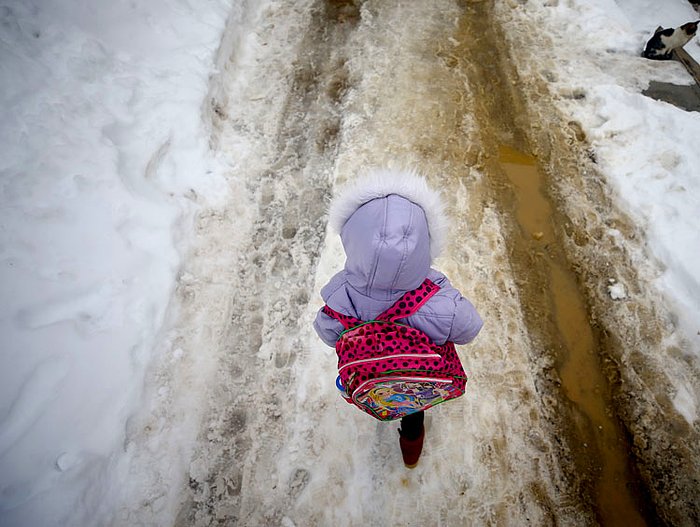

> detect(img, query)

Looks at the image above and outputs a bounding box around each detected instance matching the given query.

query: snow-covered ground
[553,0,700,356]
[502,0,700,411]
[0,0,235,524]
[1,0,700,525]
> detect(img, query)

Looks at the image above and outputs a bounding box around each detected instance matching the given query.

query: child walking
[313,169,483,468]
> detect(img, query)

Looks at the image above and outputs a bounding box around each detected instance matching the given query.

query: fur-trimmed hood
[328,169,447,260]
[328,169,448,298]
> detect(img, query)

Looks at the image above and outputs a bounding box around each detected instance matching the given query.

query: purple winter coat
[313,170,483,348]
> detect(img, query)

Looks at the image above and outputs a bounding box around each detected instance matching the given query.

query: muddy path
[492,1,700,525]
[171,0,699,525]
[174,1,354,524]
[450,2,650,524]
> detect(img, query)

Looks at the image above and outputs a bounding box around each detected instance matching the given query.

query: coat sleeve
[448,296,483,344]
[313,308,344,347]
[426,269,483,345]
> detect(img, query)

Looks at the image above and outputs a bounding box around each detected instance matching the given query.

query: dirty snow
[530,0,700,350]
[581,84,700,332]
[1,0,700,525]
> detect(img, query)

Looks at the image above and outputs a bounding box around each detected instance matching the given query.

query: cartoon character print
[357,381,458,420]
[370,386,424,411]
[415,383,453,402]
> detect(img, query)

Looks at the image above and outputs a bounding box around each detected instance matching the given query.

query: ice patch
[607,280,628,300]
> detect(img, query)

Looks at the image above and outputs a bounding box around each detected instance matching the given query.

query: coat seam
[390,202,413,293]
[366,198,387,297]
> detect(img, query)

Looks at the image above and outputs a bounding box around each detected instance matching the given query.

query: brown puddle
[498,146,646,526]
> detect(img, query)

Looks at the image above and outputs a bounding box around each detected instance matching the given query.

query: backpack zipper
[339,319,408,337]
[338,353,442,374]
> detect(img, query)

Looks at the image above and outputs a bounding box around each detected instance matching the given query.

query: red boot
[398,425,425,469]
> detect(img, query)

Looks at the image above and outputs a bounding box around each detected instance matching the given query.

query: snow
[673,382,699,424]
[501,0,700,347]
[608,280,628,300]
[0,0,233,525]
[509,0,700,426]
[2,0,700,524]
[580,85,700,325]
[536,0,700,348]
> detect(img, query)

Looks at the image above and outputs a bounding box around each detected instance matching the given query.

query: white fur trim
[328,168,448,259]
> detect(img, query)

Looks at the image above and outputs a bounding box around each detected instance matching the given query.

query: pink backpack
[322,279,467,421]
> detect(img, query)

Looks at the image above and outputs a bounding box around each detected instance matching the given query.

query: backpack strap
[322,278,440,329]
[376,278,440,322]
[322,305,362,330]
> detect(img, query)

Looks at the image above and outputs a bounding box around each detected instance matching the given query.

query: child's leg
[398,411,425,468]
[400,410,425,440]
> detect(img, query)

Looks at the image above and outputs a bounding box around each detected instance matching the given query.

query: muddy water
[499,147,646,526]
[450,0,650,523]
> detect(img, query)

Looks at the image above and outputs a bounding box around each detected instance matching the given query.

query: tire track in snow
[448,2,649,524]
[176,1,358,525]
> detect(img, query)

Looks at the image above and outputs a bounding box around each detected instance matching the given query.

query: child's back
[314,169,483,468]
[314,170,482,347]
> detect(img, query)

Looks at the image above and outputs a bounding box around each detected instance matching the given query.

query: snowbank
[525,0,700,352]
[0,1,231,524]
[580,0,700,347]
[578,84,700,342]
